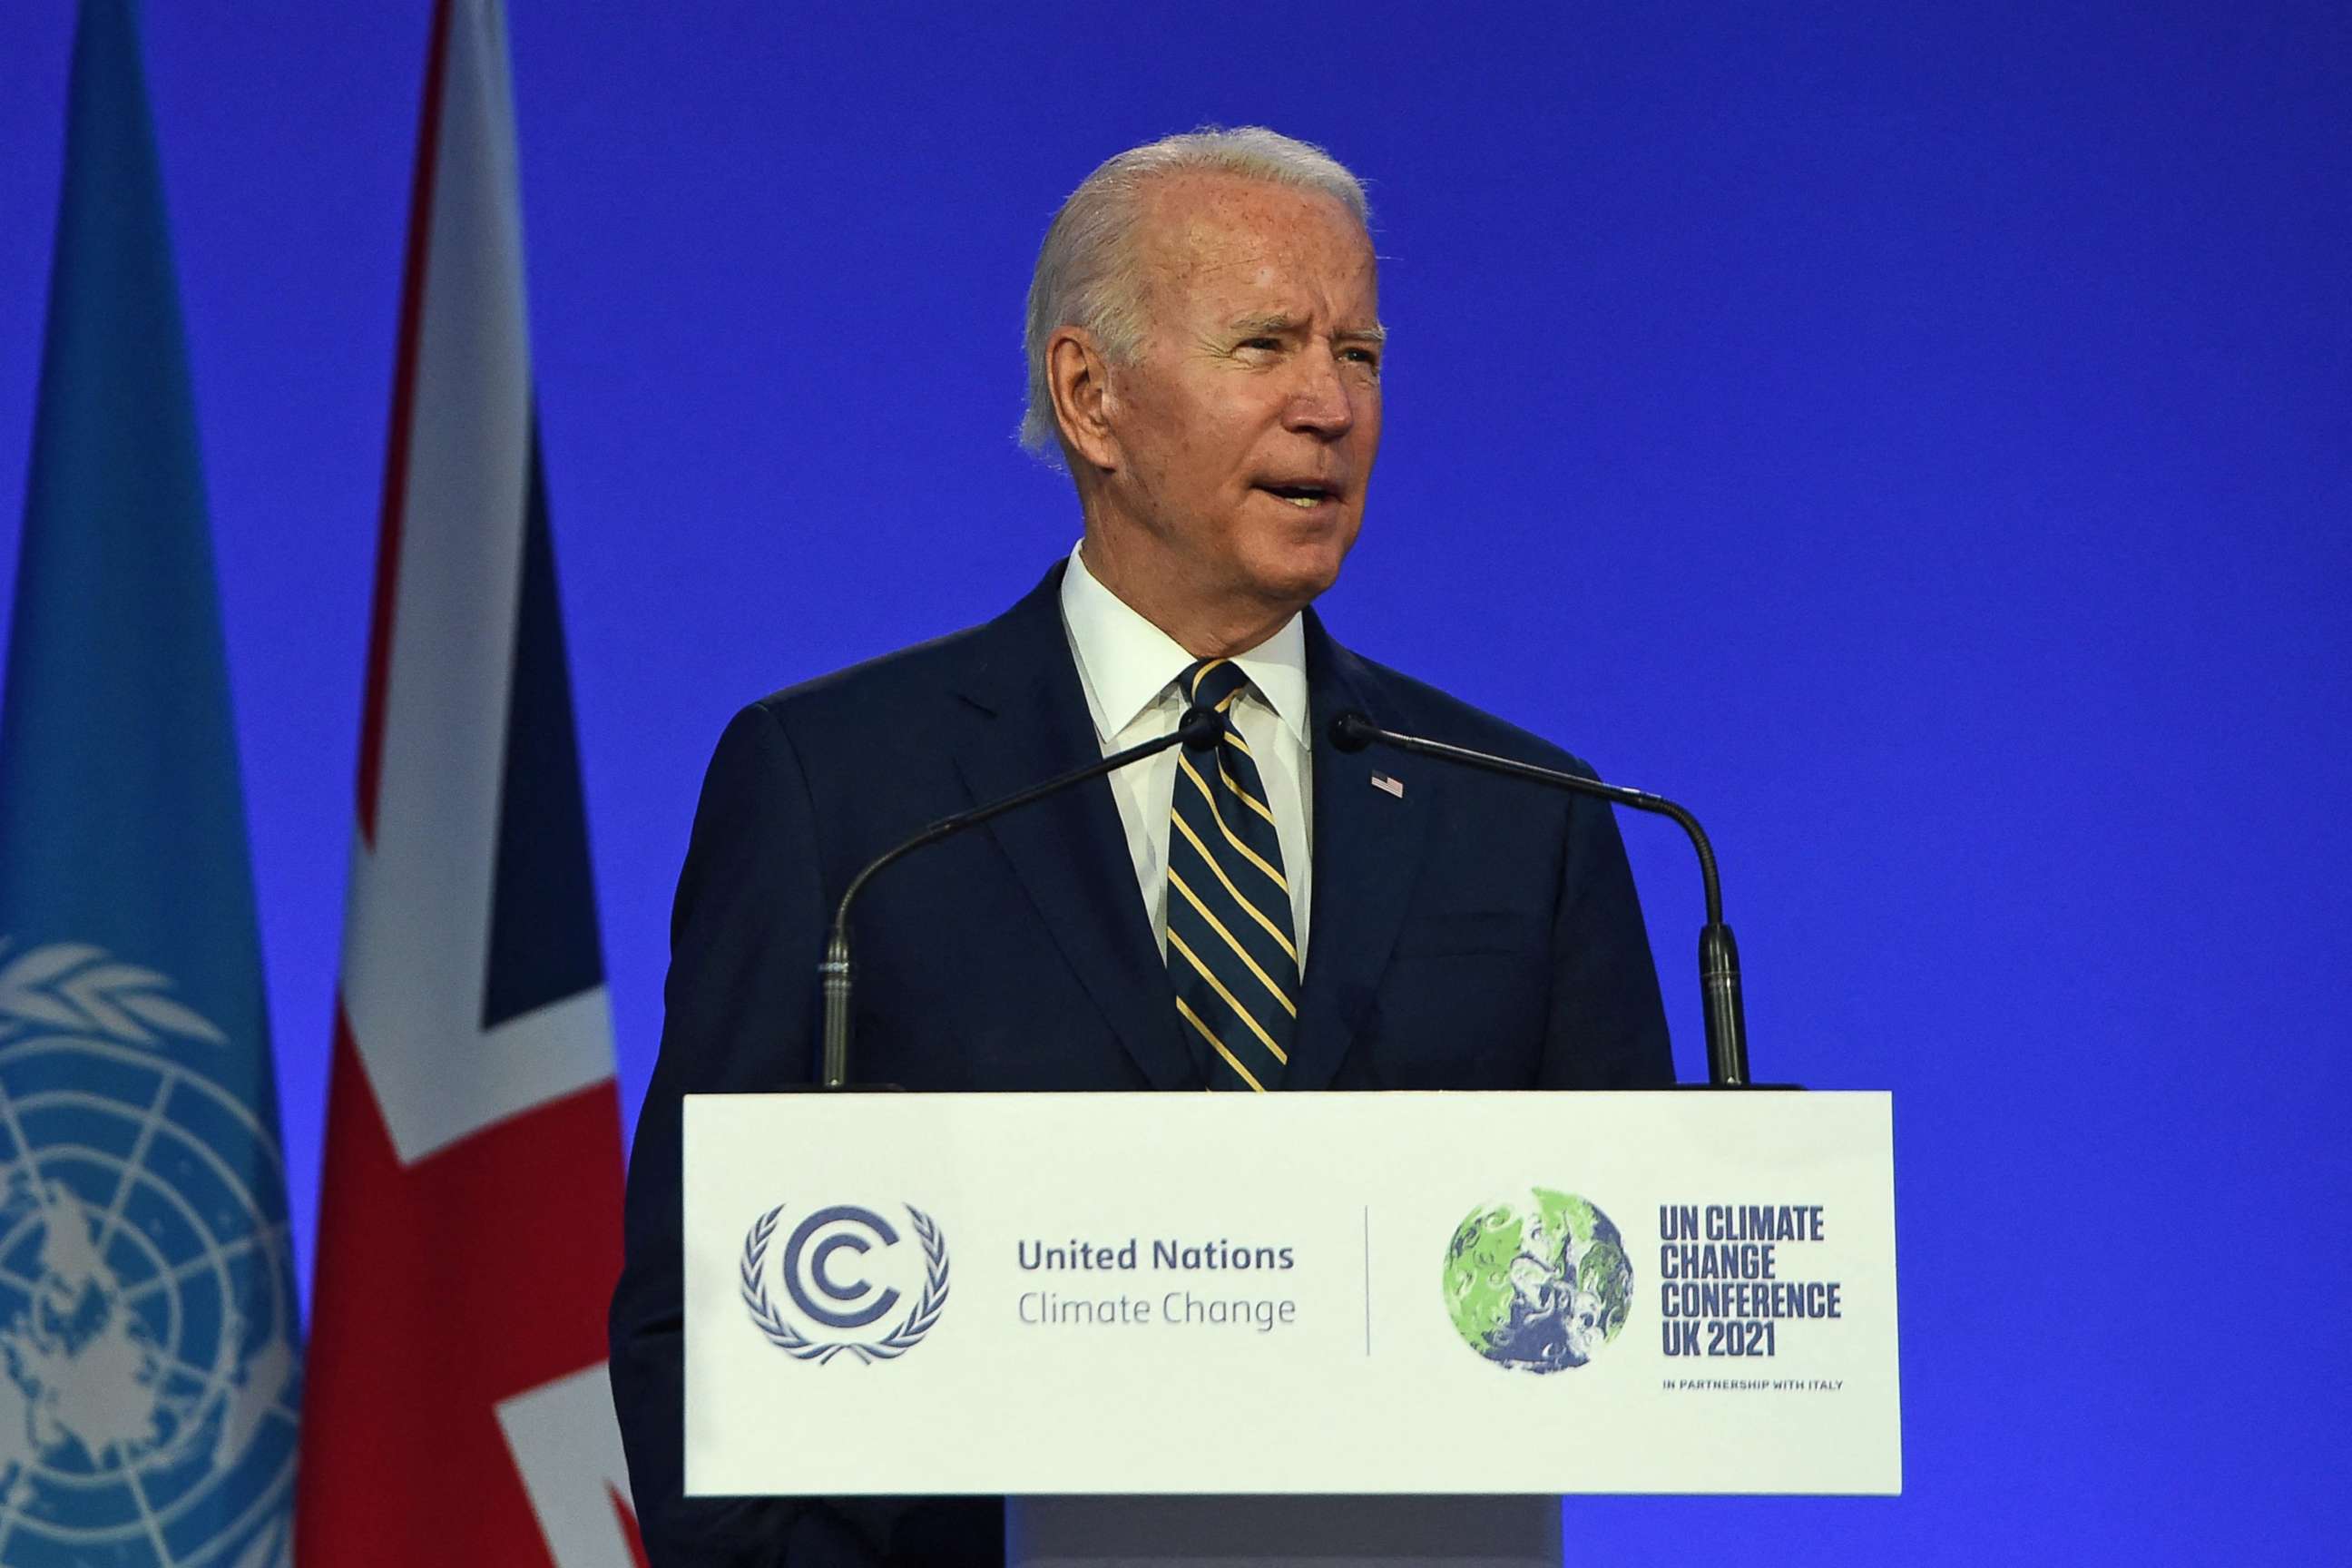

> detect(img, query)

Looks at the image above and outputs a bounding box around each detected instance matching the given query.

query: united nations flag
[0,4,301,1563]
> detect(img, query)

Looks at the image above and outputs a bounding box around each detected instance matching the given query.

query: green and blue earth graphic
[1442,1189,1632,1372]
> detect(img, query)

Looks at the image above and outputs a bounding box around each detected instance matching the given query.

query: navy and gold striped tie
[1167,658,1298,1092]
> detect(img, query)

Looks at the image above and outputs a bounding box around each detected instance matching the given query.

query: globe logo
[1442,1189,1633,1373]
[0,942,299,1566]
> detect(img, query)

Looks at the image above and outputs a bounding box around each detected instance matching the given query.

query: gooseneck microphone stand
[1330,710,1757,1089]
[818,706,1226,1089]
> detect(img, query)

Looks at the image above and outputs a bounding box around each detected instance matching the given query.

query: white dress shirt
[1057,543,1313,963]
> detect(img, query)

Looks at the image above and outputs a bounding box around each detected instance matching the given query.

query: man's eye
[1343,348,1381,370]
[1238,337,1280,352]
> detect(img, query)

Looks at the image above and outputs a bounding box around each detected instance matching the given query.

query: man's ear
[1047,327,1121,474]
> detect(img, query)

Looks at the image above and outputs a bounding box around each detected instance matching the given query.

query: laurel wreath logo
[740,1203,951,1364]
[0,939,228,1049]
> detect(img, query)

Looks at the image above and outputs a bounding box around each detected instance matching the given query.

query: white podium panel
[684,1091,1899,1497]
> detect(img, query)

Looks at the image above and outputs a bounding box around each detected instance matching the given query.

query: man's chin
[1250,543,1352,609]
[1241,524,1354,606]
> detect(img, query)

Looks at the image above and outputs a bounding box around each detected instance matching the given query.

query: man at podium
[612,126,1673,1567]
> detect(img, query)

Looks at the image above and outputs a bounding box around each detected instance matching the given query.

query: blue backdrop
[2,2,2345,1561]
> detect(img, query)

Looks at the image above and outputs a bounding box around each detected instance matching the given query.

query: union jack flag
[294,4,643,1563]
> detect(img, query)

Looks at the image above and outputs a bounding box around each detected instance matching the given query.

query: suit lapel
[953,567,1198,1090]
[1288,616,1431,1090]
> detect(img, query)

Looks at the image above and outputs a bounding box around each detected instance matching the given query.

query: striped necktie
[1167,657,1299,1092]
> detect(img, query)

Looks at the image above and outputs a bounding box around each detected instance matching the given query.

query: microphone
[1329,710,1757,1089]
[817,704,1225,1088]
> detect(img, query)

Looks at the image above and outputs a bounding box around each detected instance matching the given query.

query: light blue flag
[0,3,301,1563]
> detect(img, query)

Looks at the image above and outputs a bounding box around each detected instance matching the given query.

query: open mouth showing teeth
[1260,484,1337,508]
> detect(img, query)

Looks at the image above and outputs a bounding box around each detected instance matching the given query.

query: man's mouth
[1257,481,1340,509]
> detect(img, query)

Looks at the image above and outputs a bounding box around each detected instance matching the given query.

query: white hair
[1018,126,1371,466]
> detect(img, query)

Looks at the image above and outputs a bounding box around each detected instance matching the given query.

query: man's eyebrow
[1224,312,1301,337]
[1223,312,1389,345]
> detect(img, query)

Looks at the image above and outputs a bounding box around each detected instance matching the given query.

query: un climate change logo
[0,942,299,1567]
[1442,1188,1632,1374]
[740,1202,949,1365]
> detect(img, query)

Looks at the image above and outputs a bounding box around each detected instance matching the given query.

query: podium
[683,1090,1898,1560]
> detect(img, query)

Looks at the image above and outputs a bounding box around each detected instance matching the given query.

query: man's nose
[1282,347,1357,437]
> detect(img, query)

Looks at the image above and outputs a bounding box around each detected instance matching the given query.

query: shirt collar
[1060,543,1310,749]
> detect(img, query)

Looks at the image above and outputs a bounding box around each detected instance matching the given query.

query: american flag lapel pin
[1370,771,1405,799]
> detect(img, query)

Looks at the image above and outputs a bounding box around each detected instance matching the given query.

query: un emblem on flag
[0,942,299,1566]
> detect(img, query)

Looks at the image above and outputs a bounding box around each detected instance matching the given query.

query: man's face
[1094,174,1383,618]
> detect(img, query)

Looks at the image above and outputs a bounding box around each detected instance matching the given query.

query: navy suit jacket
[611,564,1672,1564]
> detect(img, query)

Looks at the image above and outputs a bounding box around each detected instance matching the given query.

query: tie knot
[1181,658,1251,713]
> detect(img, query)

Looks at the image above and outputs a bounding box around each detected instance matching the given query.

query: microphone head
[1329,710,1377,753]
[1176,705,1224,750]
